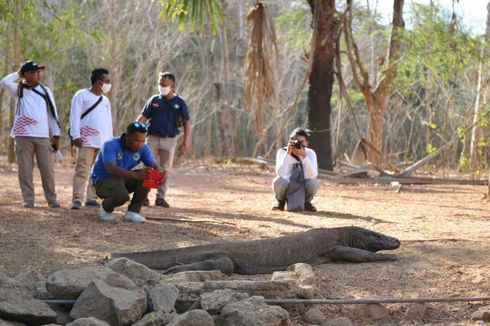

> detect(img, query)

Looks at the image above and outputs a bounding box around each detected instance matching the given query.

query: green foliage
[158,0,223,34]
[275,7,310,52]
[425,143,437,154]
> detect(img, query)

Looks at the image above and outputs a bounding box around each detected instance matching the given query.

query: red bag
[143,169,166,188]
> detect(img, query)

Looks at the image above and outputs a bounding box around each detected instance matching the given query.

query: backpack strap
[31,84,61,128]
[80,96,103,120]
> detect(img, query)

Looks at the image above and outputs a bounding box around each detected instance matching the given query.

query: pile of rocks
[0,258,319,326]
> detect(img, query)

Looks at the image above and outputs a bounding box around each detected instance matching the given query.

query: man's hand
[73,138,83,148]
[51,137,60,151]
[287,140,306,158]
[181,138,190,154]
[133,168,153,181]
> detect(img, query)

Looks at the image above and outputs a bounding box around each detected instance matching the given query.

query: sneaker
[272,200,286,211]
[155,198,170,208]
[304,202,317,212]
[100,207,115,221]
[143,198,150,206]
[71,200,82,210]
[123,211,146,223]
[85,200,100,208]
[49,201,61,208]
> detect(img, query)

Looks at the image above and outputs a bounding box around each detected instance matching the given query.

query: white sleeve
[301,149,318,179]
[0,72,20,98]
[69,92,83,139]
[275,148,297,177]
[46,88,60,136]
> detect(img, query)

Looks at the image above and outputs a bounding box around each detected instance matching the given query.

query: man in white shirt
[272,128,320,211]
[69,68,113,209]
[0,61,61,208]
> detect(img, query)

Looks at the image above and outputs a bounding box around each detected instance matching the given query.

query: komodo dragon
[112,226,400,275]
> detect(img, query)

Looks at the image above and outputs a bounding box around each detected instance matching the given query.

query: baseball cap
[20,61,45,73]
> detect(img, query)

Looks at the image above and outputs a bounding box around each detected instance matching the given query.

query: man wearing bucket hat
[0,60,61,208]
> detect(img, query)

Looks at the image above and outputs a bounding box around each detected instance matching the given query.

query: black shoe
[84,200,100,208]
[155,198,170,208]
[272,201,286,211]
[305,202,317,212]
[143,198,150,206]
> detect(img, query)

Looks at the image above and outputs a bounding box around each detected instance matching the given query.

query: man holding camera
[0,61,61,208]
[272,128,320,211]
[137,72,191,208]
[90,122,160,222]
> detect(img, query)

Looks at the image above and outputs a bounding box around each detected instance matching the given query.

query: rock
[0,275,57,325]
[48,304,73,325]
[216,296,291,326]
[304,307,326,324]
[321,317,354,326]
[163,271,227,283]
[175,279,309,302]
[132,311,177,326]
[167,310,214,326]
[404,303,427,322]
[106,258,161,287]
[148,283,179,313]
[14,269,45,295]
[35,281,53,299]
[0,318,25,326]
[46,266,136,299]
[471,306,490,322]
[65,317,110,326]
[353,304,389,320]
[70,279,147,326]
[271,263,317,299]
[200,289,249,314]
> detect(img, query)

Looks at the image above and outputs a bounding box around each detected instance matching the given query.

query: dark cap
[20,61,45,73]
[159,71,176,83]
[127,122,148,134]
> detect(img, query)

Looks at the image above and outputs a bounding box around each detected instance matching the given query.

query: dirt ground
[1,155,489,325]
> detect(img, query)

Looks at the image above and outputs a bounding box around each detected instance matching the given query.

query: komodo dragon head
[343,227,401,252]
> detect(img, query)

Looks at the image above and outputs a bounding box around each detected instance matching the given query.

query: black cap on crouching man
[20,61,45,73]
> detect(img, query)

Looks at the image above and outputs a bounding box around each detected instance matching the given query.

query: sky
[376,0,488,35]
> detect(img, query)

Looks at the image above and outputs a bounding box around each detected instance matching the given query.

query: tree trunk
[9,0,21,163]
[306,0,339,170]
[469,1,490,175]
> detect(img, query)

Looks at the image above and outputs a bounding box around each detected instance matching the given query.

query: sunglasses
[131,122,148,131]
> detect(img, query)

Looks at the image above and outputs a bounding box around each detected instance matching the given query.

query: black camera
[292,139,303,149]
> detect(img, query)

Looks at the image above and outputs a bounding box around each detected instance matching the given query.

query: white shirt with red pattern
[69,89,113,148]
[0,72,61,138]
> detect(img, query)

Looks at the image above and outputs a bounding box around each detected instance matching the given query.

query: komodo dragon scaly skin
[112,226,400,275]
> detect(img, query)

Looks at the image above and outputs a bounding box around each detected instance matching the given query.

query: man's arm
[181,120,191,153]
[275,148,297,177]
[45,88,61,148]
[137,114,149,123]
[104,163,151,180]
[0,72,20,98]
[302,149,318,179]
[69,92,84,147]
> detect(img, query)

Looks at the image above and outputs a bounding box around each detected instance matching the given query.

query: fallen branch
[146,217,235,226]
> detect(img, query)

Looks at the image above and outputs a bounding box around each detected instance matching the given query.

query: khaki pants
[15,136,57,206]
[72,147,99,203]
[94,177,150,213]
[146,134,177,199]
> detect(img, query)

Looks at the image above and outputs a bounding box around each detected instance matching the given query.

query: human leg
[34,138,58,207]
[15,137,36,206]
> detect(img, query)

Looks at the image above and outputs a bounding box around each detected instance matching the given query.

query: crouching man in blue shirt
[90,122,160,222]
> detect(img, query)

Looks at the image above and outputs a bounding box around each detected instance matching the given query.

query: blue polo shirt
[91,135,156,183]
[141,93,190,137]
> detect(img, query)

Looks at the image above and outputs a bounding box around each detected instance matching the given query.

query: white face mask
[159,86,171,96]
[101,82,112,94]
